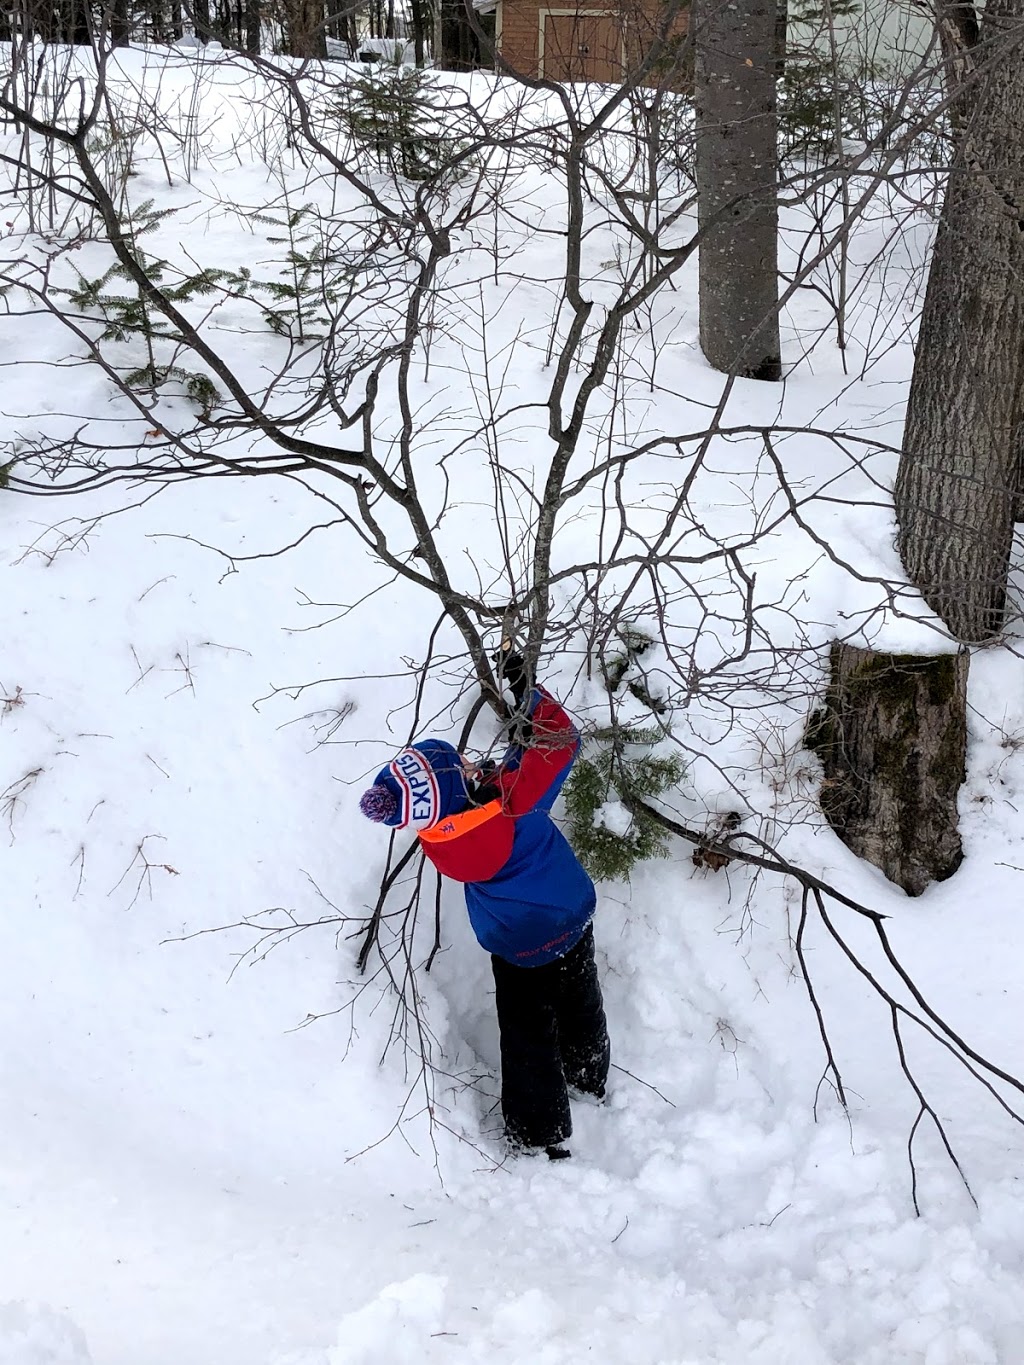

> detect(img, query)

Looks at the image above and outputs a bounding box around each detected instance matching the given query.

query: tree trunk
[111,0,131,45]
[439,0,478,68]
[409,0,425,65]
[694,0,781,381]
[893,0,1024,644]
[817,1,1024,897]
[1013,415,1024,521]
[775,0,788,78]
[286,0,326,55]
[193,0,211,39]
[70,0,91,43]
[932,0,979,137]
[808,645,968,896]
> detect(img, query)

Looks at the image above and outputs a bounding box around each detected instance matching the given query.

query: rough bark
[932,0,979,137]
[808,645,968,897]
[694,0,781,381]
[893,0,1024,644]
[284,0,326,55]
[1013,414,1024,521]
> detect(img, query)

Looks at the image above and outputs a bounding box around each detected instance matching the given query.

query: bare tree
[3,24,1022,1185]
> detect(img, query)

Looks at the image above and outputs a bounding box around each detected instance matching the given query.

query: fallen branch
[627,794,1024,1210]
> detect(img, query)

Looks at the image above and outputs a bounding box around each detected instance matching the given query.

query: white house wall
[794,0,937,76]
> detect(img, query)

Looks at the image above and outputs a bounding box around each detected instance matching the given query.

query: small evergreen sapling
[335,65,467,184]
[63,201,226,412]
[565,725,686,883]
[564,626,685,882]
[226,207,346,342]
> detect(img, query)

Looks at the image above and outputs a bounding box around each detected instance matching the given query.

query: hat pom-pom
[359,784,398,823]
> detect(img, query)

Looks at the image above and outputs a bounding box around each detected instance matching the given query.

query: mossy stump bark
[808,644,968,896]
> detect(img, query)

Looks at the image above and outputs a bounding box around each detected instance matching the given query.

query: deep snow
[3,45,1024,1365]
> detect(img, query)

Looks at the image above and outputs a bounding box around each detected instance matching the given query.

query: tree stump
[807,643,968,896]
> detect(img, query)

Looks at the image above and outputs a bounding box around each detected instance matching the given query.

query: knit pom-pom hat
[359,785,398,823]
[358,738,468,831]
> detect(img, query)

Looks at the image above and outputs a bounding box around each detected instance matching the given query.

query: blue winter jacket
[403,688,595,966]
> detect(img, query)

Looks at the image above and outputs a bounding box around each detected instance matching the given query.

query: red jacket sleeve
[497,687,578,817]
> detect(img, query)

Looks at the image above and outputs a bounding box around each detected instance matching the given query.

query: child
[358,656,610,1160]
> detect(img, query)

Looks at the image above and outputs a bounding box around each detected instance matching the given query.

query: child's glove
[493,647,530,709]
[493,647,532,745]
[466,758,501,805]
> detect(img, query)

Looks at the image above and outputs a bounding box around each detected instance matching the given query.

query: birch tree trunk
[694,0,781,381]
[894,0,1024,644]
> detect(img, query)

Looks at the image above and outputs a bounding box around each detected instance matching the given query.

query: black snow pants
[490,923,611,1149]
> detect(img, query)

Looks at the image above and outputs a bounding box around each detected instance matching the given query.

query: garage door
[541,11,622,82]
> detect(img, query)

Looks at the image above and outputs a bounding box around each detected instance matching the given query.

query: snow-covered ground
[3,47,1024,1365]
